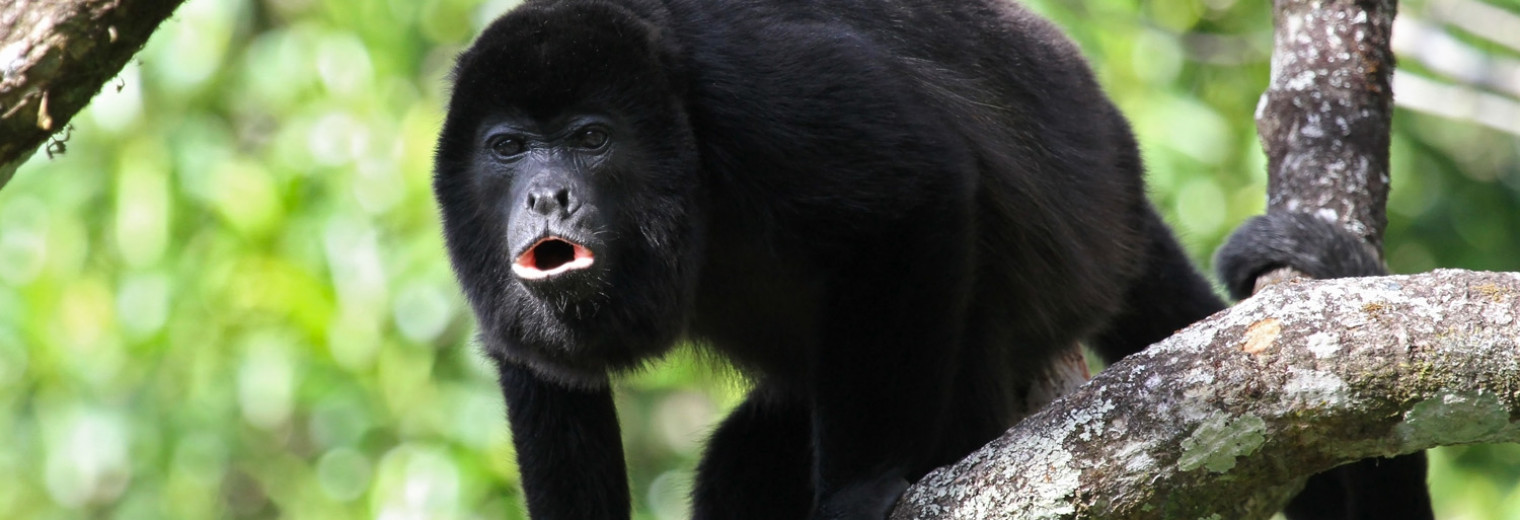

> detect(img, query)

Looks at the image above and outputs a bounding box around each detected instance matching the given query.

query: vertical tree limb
[1257,0,1398,252]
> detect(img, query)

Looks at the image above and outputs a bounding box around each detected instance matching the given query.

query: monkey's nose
[526,185,576,217]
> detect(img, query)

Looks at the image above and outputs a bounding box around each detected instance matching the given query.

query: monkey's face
[480,115,618,301]
[433,3,701,385]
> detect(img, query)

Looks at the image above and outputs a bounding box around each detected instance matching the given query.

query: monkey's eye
[572,127,609,150]
[489,136,528,157]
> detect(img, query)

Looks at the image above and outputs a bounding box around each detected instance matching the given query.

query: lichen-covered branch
[1257,0,1397,251]
[892,269,1520,519]
[0,0,186,188]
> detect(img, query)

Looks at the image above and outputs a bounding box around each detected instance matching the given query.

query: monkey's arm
[495,358,631,520]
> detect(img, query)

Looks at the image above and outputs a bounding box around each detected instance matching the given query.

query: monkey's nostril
[526,186,574,216]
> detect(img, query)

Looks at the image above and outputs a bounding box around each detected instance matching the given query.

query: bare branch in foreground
[893,269,1520,520]
[0,0,185,188]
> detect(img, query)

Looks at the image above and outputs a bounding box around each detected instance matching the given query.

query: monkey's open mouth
[512,237,595,280]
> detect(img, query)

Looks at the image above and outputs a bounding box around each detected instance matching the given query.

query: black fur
[435,1,1227,518]
[1215,212,1385,299]
[1215,211,1433,520]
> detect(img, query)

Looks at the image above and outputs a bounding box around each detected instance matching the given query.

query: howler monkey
[432,0,1426,518]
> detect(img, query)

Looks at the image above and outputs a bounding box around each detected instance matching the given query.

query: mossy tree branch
[892,270,1520,519]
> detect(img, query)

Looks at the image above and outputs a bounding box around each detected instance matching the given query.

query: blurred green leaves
[2,0,533,517]
[0,0,1517,518]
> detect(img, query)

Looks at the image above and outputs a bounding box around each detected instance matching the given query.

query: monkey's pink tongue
[512,238,595,279]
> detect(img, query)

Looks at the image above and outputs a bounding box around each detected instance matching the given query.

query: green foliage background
[0,0,1517,518]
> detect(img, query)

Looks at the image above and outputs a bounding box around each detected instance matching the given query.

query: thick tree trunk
[0,0,186,187]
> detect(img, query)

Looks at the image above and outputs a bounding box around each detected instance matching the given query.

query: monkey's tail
[1214,212,1385,300]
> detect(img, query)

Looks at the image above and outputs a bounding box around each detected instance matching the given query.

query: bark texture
[1257,0,1398,252]
[893,270,1520,520]
[0,0,185,187]
[1248,1,1405,511]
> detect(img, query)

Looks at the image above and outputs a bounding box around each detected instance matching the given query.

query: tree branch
[1257,0,1398,252]
[0,0,186,188]
[893,269,1520,519]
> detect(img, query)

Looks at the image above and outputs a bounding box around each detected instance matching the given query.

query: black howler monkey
[432,0,1429,518]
